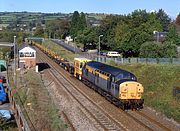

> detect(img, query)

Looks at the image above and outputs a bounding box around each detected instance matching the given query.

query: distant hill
[0,12,106,25]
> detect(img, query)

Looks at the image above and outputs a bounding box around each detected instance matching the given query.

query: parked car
[100,52,107,56]
[106,51,121,57]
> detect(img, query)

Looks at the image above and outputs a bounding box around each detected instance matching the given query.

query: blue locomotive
[74,59,144,110]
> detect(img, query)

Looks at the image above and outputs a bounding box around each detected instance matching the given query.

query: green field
[0,12,104,25]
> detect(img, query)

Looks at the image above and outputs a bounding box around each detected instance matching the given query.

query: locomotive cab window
[80,63,83,68]
[112,76,115,82]
[97,74,99,83]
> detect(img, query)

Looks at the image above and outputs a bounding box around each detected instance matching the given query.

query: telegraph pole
[14,36,16,87]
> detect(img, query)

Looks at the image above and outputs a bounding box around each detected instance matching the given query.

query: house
[19,45,36,68]
[65,36,73,43]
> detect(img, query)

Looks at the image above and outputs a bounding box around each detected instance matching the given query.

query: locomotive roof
[86,61,135,77]
[74,58,91,61]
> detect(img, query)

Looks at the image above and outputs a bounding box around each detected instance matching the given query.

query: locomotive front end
[120,81,144,110]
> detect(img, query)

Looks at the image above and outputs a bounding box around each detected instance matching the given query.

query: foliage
[140,41,178,58]
[175,13,180,26]
[97,15,120,50]
[113,11,163,57]
[0,31,29,59]
[165,24,180,45]
[34,23,44,37]
[42,40,79,61]
[45,19,70,39]
[140,42,164,58]
[156,9,171,31]
[0,117,17,130]
[70,11,87,37]
[79,12,87,30]
[162,42,178,58]
[77,27,98,48]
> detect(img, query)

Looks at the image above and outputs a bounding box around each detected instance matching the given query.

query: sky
[0,0,179,18]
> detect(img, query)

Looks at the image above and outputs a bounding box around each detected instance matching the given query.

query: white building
[65,36,73,43]
[19,46,36,68]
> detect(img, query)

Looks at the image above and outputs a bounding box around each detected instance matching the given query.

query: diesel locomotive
[74,58,144,110]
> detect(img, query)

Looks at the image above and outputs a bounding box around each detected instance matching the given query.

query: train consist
[34,42,144,110]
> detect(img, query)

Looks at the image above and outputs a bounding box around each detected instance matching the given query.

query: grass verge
[14,69,67,130]
[42,40,79,61]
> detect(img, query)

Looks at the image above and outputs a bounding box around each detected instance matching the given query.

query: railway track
[37,47,126,131]
[130,111,171,131]
[35,45,175,131]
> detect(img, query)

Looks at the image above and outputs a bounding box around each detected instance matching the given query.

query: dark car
[100,52,107,56]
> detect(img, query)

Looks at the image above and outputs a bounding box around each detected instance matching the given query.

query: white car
[106,51,121,57]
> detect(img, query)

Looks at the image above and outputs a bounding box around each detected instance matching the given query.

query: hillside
[0,12,106,28]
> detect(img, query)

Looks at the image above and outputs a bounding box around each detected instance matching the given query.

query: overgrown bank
[14,69,67,130]
[110,62,180,122]
[42,40,79,61]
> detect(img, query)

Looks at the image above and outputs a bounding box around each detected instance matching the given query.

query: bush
[140,41,164,58]
[140,41,178,58]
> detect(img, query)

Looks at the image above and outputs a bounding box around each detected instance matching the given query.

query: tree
[70,11,88,38]
[175,13,180,25]
[46,19,70,39]
[140,41,177,58]
[140,42,164,58]
[76,27,98,49]
[156,9,171,31]
[116,12,162,57]
[34,24,44,37]
[79,12,87,30]
[166,24,180,45]
[163,42,178,58]
[129,9,149,28]
[97,15,121,50]
[70,11,81,37]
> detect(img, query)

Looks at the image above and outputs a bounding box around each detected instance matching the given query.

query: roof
[19,43,35,50]
[74,58,91,61]
[86,61,135,77]
[19,45,36,53]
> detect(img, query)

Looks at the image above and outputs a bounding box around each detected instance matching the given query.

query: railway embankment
[10,67,67,130]
[111,62,180,123]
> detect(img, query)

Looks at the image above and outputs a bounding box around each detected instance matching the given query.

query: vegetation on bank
[0,31,29,59]
[13,69,67,130]
[109,61,180,122]
[0,117,17,130]
[42,40,79,61]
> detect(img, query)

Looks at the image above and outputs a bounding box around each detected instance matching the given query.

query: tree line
[35,9,180,58]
